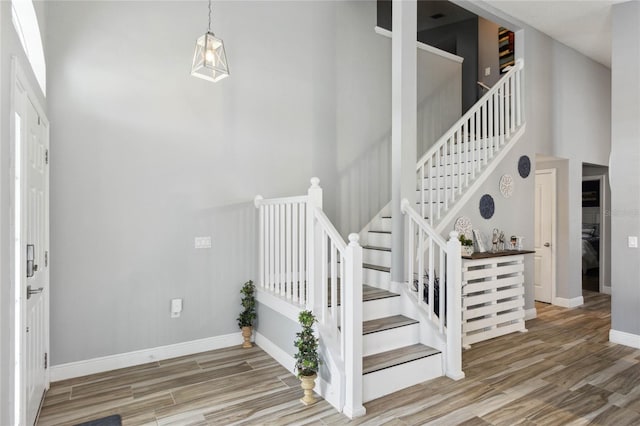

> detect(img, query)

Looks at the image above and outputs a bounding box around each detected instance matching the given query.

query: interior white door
[24,97,49,426]
[534,170,555,303]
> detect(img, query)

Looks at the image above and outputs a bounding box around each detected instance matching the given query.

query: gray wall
[477,17,500,88]
[416,49,462,158]
[0,1,49,423]
[45,0,397,365]
[610,1,640,336]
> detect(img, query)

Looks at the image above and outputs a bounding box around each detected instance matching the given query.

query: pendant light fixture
[191,0,229,82]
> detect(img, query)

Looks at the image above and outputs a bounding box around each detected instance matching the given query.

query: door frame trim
[535,168,557,305]
[582,174,607,294]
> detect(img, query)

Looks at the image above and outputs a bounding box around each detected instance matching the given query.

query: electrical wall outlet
[485,67,491,76]
[171,298,183,318]
[629,236,638,248]
[195,236,212,249]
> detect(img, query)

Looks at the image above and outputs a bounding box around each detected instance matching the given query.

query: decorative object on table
[491,228,500,252]
[191,0,230,82]
[515,236,525,250]
[510,235,517,250]
[459,234,474,256]
[237,280,256,348]
[454,216,473,240]
[518,155,531,178]
[499,174,514,198]
[473,229,487,253]
[479,194,495,219]
[294,310,321,406]
[498,230,505,251]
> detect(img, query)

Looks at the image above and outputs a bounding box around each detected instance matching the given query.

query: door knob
[544,242,551,247]
[27,285,44,300]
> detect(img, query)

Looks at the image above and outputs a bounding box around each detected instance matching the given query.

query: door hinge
[45,251,48,267]
[44,352,48,370]
[45,149,49,165]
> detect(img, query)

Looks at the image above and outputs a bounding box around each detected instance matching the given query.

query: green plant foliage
[237,280,256,328]
[458,234,473,246]
[294,310,320,377]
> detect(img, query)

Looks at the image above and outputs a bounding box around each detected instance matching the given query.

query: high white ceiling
[483,0,619,68]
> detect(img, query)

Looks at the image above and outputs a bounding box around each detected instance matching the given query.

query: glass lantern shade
[191,32,229,82]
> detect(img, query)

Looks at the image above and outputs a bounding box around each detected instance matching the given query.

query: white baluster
[438,247,445,334]
[418,228,424,307]
[428,236,434,320]
[330,241,337,322]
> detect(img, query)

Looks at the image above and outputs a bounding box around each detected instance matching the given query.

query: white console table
[461,250,533,348]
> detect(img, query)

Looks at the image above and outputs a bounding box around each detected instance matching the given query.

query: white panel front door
[534,170,555,303]
[24,97,49,426]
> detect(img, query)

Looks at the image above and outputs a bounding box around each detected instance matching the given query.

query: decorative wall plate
[518,155,531,178]
[479,194,495,219]
[454,216,473,240]
[500,174,514,198]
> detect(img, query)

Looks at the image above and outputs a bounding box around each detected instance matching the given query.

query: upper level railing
[401,199,464,380]
[416,59,524,226]
[255,178,364,417]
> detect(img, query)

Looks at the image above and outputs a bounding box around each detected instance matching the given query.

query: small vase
[462,246,474,256]
[241,326,253,348]
[299,373,317,405]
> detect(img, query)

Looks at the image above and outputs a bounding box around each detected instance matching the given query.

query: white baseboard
[50,332,242,382]
[524,308,537,320]
[553,296,584,308]
[254,332,296,375]
[609,329,640,349]
[601,285,612,295]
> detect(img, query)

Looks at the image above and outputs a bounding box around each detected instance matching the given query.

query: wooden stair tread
[363,263,390,273]
[363,344,440,375]
[363,315,418,335]
[368,230,391,234]
[363,245,391,252]
[363,285,399,302]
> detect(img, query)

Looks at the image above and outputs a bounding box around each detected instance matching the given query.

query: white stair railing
[401,199,464,380]
[255,178,365,417]
[417,59,524,225]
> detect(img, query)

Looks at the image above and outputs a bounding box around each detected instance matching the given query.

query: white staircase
[356,59,526,400]
[253,59,525,417]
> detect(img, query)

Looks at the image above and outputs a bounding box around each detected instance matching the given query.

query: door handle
[27,285,44,300]
[544,242,551,247]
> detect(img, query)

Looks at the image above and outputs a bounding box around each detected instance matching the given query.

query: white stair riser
[363,353,443,402]
[364,268,390,287]
[366,232,391,248]
[363,323,420,357]
[363,249,391,268]
[363,296,402,322]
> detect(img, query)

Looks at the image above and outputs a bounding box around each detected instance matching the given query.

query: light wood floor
[38,291,640,425]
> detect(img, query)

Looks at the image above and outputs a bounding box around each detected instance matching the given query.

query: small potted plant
[237,280,256,348]
[459,234,474,256]
[294,310,320,405]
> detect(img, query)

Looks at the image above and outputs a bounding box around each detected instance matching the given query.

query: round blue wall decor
[479,194,495,219]
[518,155,531,178]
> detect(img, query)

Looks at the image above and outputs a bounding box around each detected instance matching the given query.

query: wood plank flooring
[38,291,640,425]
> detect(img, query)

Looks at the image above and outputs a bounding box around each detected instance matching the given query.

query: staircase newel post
[445,231,465,380]
[343,233,365,418]
[307,178,323,312]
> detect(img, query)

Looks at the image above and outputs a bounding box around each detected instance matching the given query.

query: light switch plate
[629,236,638,248]
[195,236,212,249]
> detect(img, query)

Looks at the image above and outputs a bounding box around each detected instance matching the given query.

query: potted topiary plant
[459,234,474,256]
[294,310,320,405]
[237,280,256,348]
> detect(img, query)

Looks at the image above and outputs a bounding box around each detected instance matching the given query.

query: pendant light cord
[208,0,212,32]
